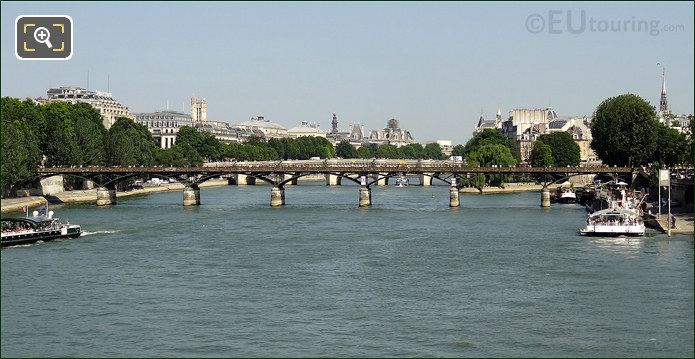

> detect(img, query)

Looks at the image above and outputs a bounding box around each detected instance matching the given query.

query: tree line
[334,140,446,160]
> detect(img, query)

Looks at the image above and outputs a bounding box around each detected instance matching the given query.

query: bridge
[36,160,634,208]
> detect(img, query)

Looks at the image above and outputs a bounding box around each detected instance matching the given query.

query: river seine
[2,183,693,357]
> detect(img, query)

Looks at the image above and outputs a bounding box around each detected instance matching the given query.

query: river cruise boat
[1,215,81,248]
[579,208,645,236]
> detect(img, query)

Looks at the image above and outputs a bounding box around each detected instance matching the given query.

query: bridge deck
[37,160,633,175]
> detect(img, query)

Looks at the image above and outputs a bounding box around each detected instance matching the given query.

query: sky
[1,1,693,144]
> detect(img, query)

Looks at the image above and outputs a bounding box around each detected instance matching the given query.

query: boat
[579,186,646,236]
[394,176,409,187]
[1,212,81,248]
[579,208,645,236]
[557,187,577,204]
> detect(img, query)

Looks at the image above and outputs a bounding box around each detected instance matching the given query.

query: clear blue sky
[2,1,693,144]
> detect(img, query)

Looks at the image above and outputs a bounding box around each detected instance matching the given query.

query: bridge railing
[37,160,633,175]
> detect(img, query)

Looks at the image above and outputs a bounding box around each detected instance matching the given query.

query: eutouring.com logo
[525,10,685,36]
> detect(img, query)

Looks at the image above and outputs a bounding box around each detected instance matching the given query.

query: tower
[331,113,338,133]
[191,96,207,122]
[659,67,668,113]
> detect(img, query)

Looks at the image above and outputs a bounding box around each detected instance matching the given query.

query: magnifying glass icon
[33,27,53,49]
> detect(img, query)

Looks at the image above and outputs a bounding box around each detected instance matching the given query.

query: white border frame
[15,15,73,61]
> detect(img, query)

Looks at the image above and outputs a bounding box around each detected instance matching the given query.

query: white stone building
[232,116,288,139]
[40,86,134,129]
[287,121,326,138]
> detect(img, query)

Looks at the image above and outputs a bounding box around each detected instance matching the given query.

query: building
[473,108,503,134]
[546,116,598,163]
[134,110,193,149]
[287,121,326,138]
[499,107,559,163]
[232,116,288,139]
[326,113,352,144]
[656,68,693,135]
[368,118,415,147]
[435,140,454,156]
[135,110,258,148]
[40,86,134,129]
[191,96,207,122]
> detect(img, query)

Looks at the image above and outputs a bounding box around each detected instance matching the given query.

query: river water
[1,182,693,357]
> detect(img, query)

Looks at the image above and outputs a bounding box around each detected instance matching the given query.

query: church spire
[659,67,668,113]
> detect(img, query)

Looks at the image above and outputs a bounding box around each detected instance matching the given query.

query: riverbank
[1,179,229,214]
[460,183,559,194]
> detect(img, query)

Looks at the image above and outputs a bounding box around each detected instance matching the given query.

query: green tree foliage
[654,124,688,167]
[376,144,400,159]
[465,143,518,186]
[175,126,225,161]
[266,136,333,160]
[357,143,378,159]
[537,132,580,167]
[399,143,425,159]
[464,129,516,158]
[106,117,157,166]
[451,144,465,157]
[1,98,42,196]
[690,116,695,165]
[591,94,659,166]
[530,141,554,167]
[424,143,445,160]
[335,140,358,158]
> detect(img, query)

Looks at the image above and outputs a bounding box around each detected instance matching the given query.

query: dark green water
[2,183,693,357]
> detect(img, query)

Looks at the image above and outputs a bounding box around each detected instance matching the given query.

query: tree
[376,144,400,158]
[335,140,358,158]
[654,124,688,167]
[451,144,466,157]
[1,98,41,196]
[537,132,580,167]
[106,117,157,166]
[41,102,82,166]
[591,94,660,166]
[357,143,378,159]
[690,116,695,165]
[464,129,516,156]
[399,143,425,159]
[530,141,554,167]
[466,143,517,186]
[423,143,445,160]
[71,103,107,165]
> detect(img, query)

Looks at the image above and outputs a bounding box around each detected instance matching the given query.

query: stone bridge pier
[540,186,551,208]
[235,174,256,185]
[420,173,434,186]
[271,186,286,207]
[183,185,201,206]
[449,178,460,207]
[371,173,389,186]
[325,173,342,186]
[96,187,117,206]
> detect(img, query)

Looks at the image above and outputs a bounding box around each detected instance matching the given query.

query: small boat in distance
[555,182,577,204]
[395,176,409,187]
[1,211,81,248]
